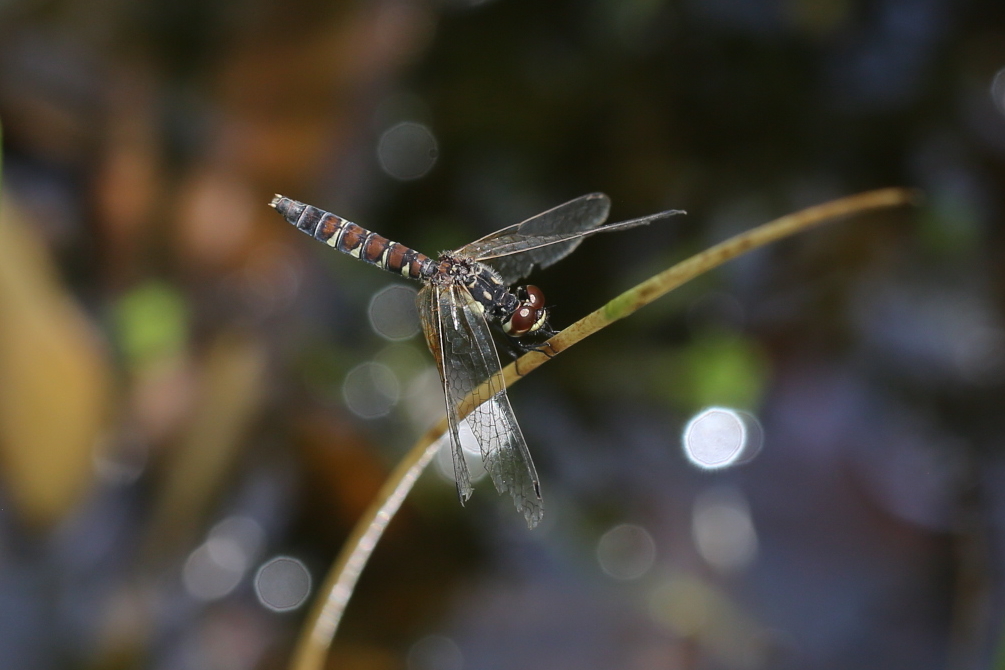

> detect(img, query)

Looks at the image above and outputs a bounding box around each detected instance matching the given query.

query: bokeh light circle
[342,361,401,419]
[378,122,439,180]
[682,407,763,469]
[991,67,1005,116]
[368,285,420,340]
[254,556,312,612]
[692,487,758,572]
[183,544,243,602]
[596,523,657,580]
[407,634,464,670]
[434,420,487,485]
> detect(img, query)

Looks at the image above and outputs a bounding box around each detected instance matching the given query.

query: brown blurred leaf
[144,331,267,558]
[173,167,257,272]
[93,71,161,290]
[297,410,389,528]
[0,195,113,527]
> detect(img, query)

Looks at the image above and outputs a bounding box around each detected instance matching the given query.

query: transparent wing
[475,210,685,284]
[455,193,611,284]
[418,283,543,528]
[460,193,611,252]
[418,285,472,503]
[457,194,684,284]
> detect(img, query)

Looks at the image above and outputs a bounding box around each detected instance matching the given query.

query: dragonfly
[271,193,683,527]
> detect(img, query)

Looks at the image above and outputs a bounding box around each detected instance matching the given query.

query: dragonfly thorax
[432,252,549,336]
[434,254,517,314]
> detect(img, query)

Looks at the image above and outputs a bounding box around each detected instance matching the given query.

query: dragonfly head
[502,285,550,337]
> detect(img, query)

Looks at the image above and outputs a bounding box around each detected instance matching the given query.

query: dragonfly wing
[418,285,472,502]
[459,193,611,253]
[422,283,543,527]
[474,209,686,261]
[457,194,684,285]
[456,193,611,284]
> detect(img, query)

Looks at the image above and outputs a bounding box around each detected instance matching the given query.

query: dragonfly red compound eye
[524,285,545,309]
[505,305,538,336]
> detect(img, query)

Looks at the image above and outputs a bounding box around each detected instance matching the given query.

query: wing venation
[419,284,543,527]
[457,194,683,283]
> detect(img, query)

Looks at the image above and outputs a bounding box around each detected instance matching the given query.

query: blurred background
[0,0,1003,668]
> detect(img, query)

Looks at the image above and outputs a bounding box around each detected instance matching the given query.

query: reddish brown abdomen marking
[362,233,391,266]
[337,223,366,256]
[271,195,436,279]
[407,252,426,278]
[384,243,407,274]
[316,213,343,241]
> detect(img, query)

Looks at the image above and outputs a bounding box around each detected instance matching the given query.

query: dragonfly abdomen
[270,195,435,279]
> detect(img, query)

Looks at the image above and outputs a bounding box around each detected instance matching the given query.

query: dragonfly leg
[505,334,556,359]
[536,323,559,338]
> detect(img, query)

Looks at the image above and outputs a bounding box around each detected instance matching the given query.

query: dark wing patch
[455,193,611,284]
[457,194,684,285]
[475,210,684,285]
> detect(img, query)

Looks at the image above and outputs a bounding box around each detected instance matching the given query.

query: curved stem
[289,187,918,670]
[290,423,444,670]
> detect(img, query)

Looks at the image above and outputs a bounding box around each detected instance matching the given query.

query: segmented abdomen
[270,195,435,280]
